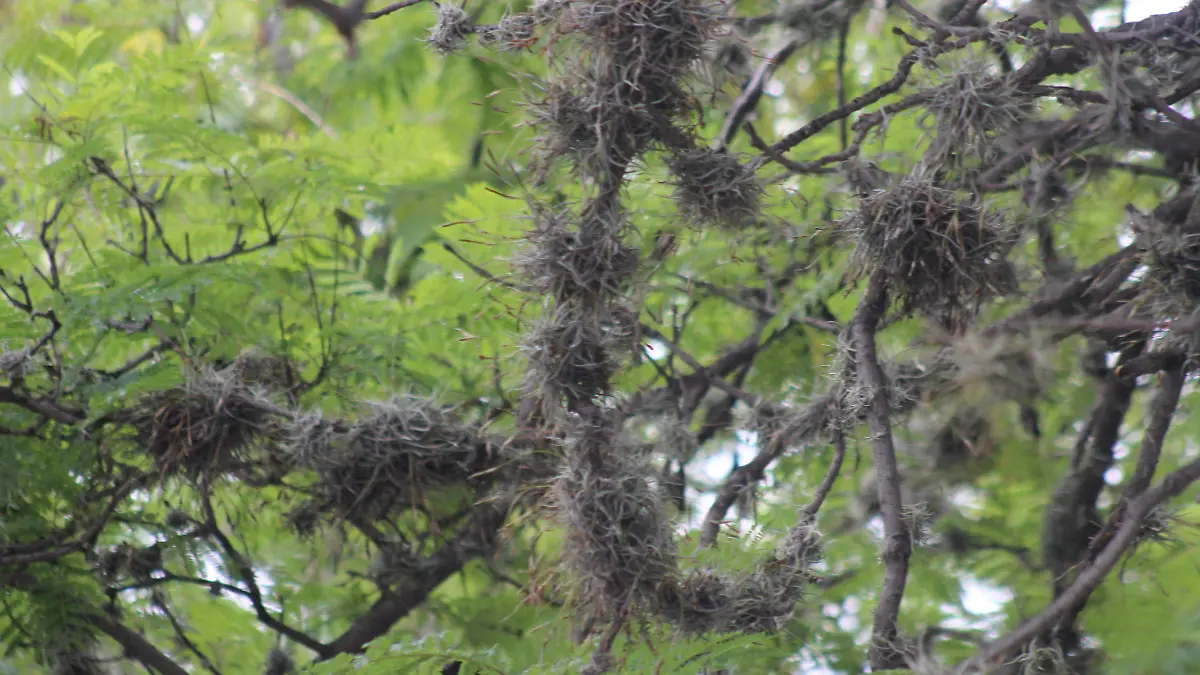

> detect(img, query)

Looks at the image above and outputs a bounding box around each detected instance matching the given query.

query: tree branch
[1049,360,1187,644]
[715,38,800,151]
[198,487,331,658]
[1,476,141,565]
[322,499,508,657]
[89,613,188,675]
[1042,343,1143,598]
[1121,362,1186,500]
[0,386,84,424]
[802,431,847,519]
[365,0,426,19]
[956,456,1200,674]
[853,270,912,671]
[150,592,224,674]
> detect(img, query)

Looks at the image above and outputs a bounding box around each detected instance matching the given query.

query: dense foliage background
[3,0,1200,673]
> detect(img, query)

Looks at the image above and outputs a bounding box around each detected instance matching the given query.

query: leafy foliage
[3,0,1200,674]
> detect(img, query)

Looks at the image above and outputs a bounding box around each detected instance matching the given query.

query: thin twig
[365,0,427,19]
[229,67,338,139]
[199,484,330,657]
[151,592,224,674]
[802,432,847,519]
[716,38,800,151]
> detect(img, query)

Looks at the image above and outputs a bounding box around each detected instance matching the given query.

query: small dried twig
[229,67,337,139]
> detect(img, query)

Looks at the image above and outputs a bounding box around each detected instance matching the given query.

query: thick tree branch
[0,386,84,424]
[698,435,794,547]
[956,457,1200,674]
[1075,360,1188,571]
[322,500,508,656]
[1042,344,1143,598]
[852,270,912,671]
[1049,361,1188,644]
[89,613,188,675]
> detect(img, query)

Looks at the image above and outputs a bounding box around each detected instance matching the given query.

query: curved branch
[802,431,846,519]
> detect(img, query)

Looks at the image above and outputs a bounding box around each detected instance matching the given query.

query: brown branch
[1122,363,1187,500]
[115,573,254,601]
[0,476,140,565]
[852,270,912,672]
[198,486,331,658]
[1042,343,1143,599]
[893,0,983,37]
[835,15,850,150]
[694,248,1151,552]
[0,421,43,436]
[768,49,921,156]
[638,326,765,409]
[698,440,788,547]
[36,200,66,291]
[89,613,188,675]
[761,0,1200,172]
[91,158,288,265]
[1074,359,1187,569]
[763,18,996,162]
[1112,348,1184,381]
[150,592,223,674]
[0,386,85,424]
[955,456,1200,674]
[743,122,815,173]
[322,500,508,657]
[1049,360,1187,643]
[364,0,426,19]
[95,342,172,381]
[716,38,800,151]
[802,431,847,519]
[985,245,1141,336]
